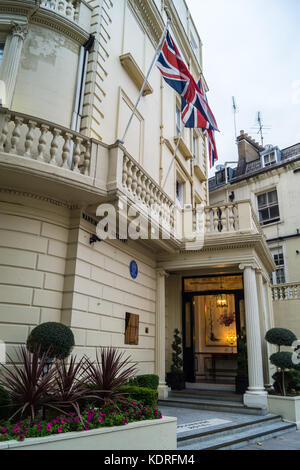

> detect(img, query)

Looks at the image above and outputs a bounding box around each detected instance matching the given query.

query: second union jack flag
[156,31,218,131]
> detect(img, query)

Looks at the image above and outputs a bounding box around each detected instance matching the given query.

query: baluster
[0,113,11,152]
[136,170,142,200]
[58,0,65,13]
[72,136,83,172]
[212,208,219,232]
[37,124,49,162]
[144,179,151,207]
[9,117,24,154]
[220,206,227,232]
[205,208,211,233]
[24,120,37,158]
[50,0,57,9]
[61,131,72,168]
[126,160,133,191]
[65,0,73,17]
[228,205,235,231]
[122,155,128,187]
[140,174,146,204]
[82,139,91,175]
[73,1,79,22]
[49,128,61,165]
[131,165,138,195]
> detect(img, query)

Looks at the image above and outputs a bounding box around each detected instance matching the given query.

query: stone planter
[268,395,300,429]
[0,416,177,450]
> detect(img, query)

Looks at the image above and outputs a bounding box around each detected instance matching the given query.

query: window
[176,179,184,208]
[263,151,276,167]
[257,189,280,225]
[176,103,181,136]
[125,312,139,345]
[0,40,5,67]
[270,248,286,285]
[190,34,198,55]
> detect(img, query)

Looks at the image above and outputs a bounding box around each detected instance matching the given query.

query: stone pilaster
[0,23,28,108]
[239,263,268,409]
[155,268,169,399]
[256,270,272,388]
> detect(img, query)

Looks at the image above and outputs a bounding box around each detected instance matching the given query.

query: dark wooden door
[182,296,195,382]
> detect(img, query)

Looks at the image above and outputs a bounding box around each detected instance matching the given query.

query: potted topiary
[27,322,75,373]
[235,326,248,395]
[265,327,300,428]
[166,329,185,390]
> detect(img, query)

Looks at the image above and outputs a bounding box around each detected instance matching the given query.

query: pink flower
[46,423,52,431]
[57,426,63,433]
[98,416,103,423]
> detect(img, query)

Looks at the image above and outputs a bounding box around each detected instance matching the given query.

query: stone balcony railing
[40,0,81,23]
[272,283,300,301]
[0,108,92,175]
[0,108,264,250]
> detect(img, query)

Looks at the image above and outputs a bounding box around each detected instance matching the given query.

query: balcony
[0,108,267,252]
[272,283,300,301]
[0,0,92,39]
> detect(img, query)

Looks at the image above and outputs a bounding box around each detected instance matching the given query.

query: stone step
[178,417,296,450]
[169,389,243,403]
[186,382,235,392]
[159,397,267,415]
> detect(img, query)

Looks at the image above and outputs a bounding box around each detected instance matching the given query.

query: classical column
[155,268,169,399]
[239,263,268,408]
[0,23,28,108]
[256,269,272,388]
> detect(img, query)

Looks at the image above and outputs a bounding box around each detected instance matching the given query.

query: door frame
[182,274,244,383]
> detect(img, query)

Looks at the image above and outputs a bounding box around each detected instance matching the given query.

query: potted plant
[265,327,300,428]
[235,326,248,394]
[166,329,185,390]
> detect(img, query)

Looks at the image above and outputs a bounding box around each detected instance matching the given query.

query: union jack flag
[156,31,218,131]
[183,76,219,168]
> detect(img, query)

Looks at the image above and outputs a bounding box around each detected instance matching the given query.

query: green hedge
[128,374,159,390]
[119,386,158,406]
[0,386,13,421]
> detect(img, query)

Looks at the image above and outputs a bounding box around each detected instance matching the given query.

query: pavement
[238,431,300,450]
[159,404,300,450]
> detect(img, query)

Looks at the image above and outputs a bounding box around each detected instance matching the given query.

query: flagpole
[120,19,170,145]
[162,124,184,191]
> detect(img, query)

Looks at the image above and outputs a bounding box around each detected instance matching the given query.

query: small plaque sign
[129,260,138,279]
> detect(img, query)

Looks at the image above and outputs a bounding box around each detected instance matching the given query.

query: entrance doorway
[182,274,245,384]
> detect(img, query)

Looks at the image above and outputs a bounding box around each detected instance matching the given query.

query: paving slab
[238,430,300,450]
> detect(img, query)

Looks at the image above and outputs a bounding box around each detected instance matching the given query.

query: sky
[186,0,300,176]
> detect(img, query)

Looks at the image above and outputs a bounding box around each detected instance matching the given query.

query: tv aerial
[251,112,271,147]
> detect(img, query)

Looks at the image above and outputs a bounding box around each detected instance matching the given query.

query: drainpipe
[71,34,95,133]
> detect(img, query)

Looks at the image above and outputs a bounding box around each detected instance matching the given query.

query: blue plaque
[129,260,138,279]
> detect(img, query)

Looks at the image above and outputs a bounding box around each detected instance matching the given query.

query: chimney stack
[237,130,264,163]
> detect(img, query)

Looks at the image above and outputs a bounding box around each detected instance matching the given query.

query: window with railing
[257,189,280,225]
[270,247,286,285]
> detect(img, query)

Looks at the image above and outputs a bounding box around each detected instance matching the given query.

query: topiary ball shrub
[270,351,294,370]
[265,328,297,348]
[27,322,75,360]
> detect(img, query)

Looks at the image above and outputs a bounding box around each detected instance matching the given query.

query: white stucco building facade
[0,0,276,409]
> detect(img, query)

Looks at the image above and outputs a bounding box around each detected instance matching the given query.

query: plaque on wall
[129,260,138,279]
[125,312,139,345]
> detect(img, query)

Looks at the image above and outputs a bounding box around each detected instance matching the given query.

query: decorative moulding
[174,136,193,160]
[194,162,206,182]
[119,53,153,96]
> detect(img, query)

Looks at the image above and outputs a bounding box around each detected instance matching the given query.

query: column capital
[156,268,169,278]
[11,22,28,40]
[239,262,260,272]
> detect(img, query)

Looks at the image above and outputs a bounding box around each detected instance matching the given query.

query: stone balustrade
[272,283,300,301]
[0,109,92,175]
[203,203,238,233]
[121,150,175,230]
[40,0,81,23]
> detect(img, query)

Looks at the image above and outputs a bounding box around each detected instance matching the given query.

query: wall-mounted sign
[129,260,138,279]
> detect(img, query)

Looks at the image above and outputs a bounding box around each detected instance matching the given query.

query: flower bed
[0,400,162,443]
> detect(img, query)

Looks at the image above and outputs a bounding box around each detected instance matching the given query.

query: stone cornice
[128,0,165,47]
[0,1,89,44]
[0,186,79,209]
